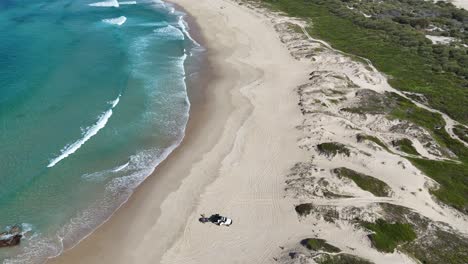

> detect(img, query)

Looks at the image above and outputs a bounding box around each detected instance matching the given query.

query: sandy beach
[48,0,468,263]
[49,0,311,263]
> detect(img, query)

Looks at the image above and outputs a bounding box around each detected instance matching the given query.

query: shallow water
[0,0,198,262]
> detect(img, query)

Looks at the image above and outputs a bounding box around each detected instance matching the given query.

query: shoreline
[47,0,248,263]
[48,0,312,262]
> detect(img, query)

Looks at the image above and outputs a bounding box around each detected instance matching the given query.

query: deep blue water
[0,0,197,262]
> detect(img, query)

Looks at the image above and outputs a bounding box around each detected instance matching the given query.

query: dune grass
[301,238,341,253]
[316,254,374,264]
[333,167,391,197]
[356,134,390,152]
[453,125,468,144]
[317,142,351,157]
[392,138,419,156]
[362,219,417,253]
[295,203,313,217]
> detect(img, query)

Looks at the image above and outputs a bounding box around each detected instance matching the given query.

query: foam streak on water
[119,1,137,5]
[47,95,121,168]
[103,16,127,26]
[89,0,119,7]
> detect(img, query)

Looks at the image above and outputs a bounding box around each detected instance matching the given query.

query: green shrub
[301,238,341,253]
[333,167,391,197]
[362,219,417,252]
[317,142,351,157]
[392,138,419,156]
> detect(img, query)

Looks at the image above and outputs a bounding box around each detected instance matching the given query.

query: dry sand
[48,0,468,264]
[448,0,468,10]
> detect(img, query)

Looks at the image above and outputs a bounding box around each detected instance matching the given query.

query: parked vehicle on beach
[199,214,233,226]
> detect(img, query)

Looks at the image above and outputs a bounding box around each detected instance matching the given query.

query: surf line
[47,95,121,168]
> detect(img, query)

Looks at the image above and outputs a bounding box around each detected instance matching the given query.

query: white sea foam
[82,161,130,182]
[177,16,200,47]
[47,95,121,168]
[89,0,119,7]
[138,22,167,27]
[119,1,137,4]
[153,24,185,40]
[103,16,127,26]
[113,162,129,172]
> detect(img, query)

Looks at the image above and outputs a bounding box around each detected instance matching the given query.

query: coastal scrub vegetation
[453,125,468,144]
[295,203,314,216]
[261,0,468,125]
[376,203,468,263]
[300,238,341,253]
[356,134,391,152]
[362,219,417,253]
[317,142,351,157]
[333,167,391,197]
[404,229,468,264]
[315,254,374,264]
[391,138,419,156]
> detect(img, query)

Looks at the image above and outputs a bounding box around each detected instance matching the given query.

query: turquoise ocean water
[0,0,199,262]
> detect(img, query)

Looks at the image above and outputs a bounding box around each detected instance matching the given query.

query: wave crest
[103,16,127,26]
[89,0,119,7]
[47,95,121,168]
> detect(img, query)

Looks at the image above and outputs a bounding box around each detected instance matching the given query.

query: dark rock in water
[0,225,22,247]
[0,234,22,247]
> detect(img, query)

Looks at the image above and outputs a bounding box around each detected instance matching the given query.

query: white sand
[48,1,468,264]
[446,0,468,10]
[425,35,455,44]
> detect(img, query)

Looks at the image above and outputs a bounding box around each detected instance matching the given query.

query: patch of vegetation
[453,125,468,144]
[322,190,353,199]
[287,22,303,34]
[342,89,397,115]
[356,134,390,152]
[317,142,351,157]
[315,254,374,264]
[362,219,417,253]
[392,138,419,155]
[333,167,391,197]
[301,238,341,253]
[404,229,468,264]
[261,0,468,124]
[295,203,313,216]
[408,158,468,213]
[376,203,468,263]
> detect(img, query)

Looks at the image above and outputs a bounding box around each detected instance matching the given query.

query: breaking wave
[47,95,121,168]
[89,0,119,7]
[102,16,127,26]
